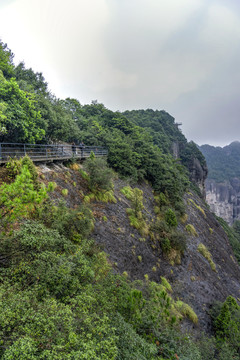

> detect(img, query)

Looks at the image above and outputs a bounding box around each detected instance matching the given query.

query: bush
[185,224,198,236]
[0,165,48,229]
[113,313,157,360]
[198,243,216,271]
[84,157,113,192]
[213,296,240,352]
[164,208,178,228]
[50,201,94,241]
[61,188,68,196]
[121,186,144,216]
[169,231,187,254]
[6,157,22,178]
[161,237,171,254]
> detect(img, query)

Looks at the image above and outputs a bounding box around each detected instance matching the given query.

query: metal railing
[0,143,108,163]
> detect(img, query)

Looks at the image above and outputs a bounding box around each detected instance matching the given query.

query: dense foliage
[200,142,240,182]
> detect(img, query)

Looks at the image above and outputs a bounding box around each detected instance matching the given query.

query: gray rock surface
[206,178,240,225]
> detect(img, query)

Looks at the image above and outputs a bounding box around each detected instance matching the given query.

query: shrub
[69,163,80,171]
[6,157,22,178]
[169,231,187,254]
[0,165,49,228]
[164,208,178,228]
[61,188,68,197]
[188,198,206,218]
[121,186,144,216]
[50,202,94,241]
[120,186,134,200]
[213,296,240,352]
[198,243,216,271]
[175,301,198,324]
[161,237,171,254]
[21,156,39,187]
[161,277,172,292]
[84,157,113,192]
[185,224,198,236]
[113,313,157,360]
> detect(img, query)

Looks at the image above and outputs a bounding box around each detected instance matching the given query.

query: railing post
[24,144,26,156]
[0,143,1,160]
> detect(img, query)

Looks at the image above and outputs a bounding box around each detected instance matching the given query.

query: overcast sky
[0,0,240,146]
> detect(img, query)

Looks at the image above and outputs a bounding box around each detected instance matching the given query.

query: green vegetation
[198,243,216,271]
[216,216,240,265]
[188,198,206,217]
[82,156,116,204]
[185,223,198,236]
[0,39,239,359]
[151,217,187,261]
[200,142,240,182]
[164,208,178,228]
[121,186,149,236]
[61,188,68,196]
[0,158,54,229]
[211,296,240,356]
[84,155,114,193]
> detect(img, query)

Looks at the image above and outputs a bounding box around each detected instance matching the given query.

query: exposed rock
[206,178,240,225]
[189,158,208,197]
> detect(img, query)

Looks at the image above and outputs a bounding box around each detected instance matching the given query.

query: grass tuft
[198,243,216,271]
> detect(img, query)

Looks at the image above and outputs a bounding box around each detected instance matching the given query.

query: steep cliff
[201,142,240,224]
[205,178,240,225]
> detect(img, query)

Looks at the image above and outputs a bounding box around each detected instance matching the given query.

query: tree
[85,157,113,192]
[0,72,45,143]
[0,164,49,228]
[0,40,14,79]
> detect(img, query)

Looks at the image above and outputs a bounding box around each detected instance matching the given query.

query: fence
[0,143,108,164]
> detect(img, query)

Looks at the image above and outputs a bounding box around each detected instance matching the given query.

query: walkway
[0,143,108,164]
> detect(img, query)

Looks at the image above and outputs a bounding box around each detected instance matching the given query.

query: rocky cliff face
[189,158,208,197]
[172,141,208,197]
[206,178,240,225]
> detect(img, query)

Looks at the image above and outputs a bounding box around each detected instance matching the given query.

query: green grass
[188,198,206,218]
[185,224,198,236]
[198,243,216,271]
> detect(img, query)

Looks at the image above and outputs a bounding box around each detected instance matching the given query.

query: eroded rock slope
[40,163,240,333]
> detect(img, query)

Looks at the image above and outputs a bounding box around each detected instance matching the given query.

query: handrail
[0,143,108,164]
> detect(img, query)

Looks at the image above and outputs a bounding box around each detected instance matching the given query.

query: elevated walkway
[0,143,108,164]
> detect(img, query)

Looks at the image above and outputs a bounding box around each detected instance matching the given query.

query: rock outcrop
[189,157,208,197]
[206,178,240,225]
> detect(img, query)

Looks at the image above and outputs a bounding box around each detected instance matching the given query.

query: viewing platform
[0,143,108,165]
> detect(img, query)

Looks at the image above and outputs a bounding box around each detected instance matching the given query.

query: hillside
[39,163,240,331]
[200,142,240,183]
[0,40,240,359]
